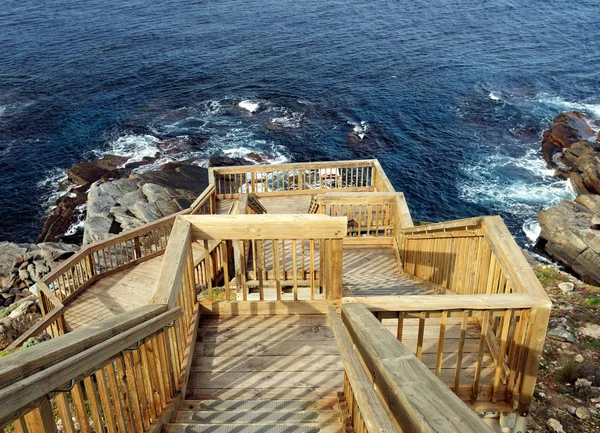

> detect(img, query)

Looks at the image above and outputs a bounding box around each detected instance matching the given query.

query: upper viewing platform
[0,159,551,433]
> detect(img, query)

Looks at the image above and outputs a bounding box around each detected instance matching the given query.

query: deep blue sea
[1,0,599,244]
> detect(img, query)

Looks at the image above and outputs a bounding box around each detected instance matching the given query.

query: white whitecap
[537,93,600,119]
[489,91,501,101]
[63,204,87,236]
[523,221,541,245]
[269,112,304,129]
[238,100,260,113]
[96,134,160,166]
[36,167,70,215]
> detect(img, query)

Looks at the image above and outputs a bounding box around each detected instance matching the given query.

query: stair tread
[164,423,343,433]
[173,410,339,424]
[181,398,338,411]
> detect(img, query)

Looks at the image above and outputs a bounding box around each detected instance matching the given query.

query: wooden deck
[63,243,205,330]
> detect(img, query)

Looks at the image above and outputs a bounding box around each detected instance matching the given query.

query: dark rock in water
[540,112,600,196]
[538,194,600,286]
[160,157,204,171]
[542,111,596,164]
[37,184,88,243]
[136,165,210,194]
[124,155,159,170]
[208,155,253,167]
[246,152,275,163]
[157,138,192,155]
[66,154,129,185]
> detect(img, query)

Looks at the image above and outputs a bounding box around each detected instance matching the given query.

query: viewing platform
[0,159,550,433]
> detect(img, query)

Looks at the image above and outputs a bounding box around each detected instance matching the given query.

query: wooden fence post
[516,306,551,416]
[325,239,343,300]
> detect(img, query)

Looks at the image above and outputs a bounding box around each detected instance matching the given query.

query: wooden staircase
[163,314,346,433]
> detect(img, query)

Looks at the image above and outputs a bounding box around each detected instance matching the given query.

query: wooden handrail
[150,218,192,308]
[328,307,399,433]
[211,159,377,174]
[186,214,347,240]
[482,216,549,299]
[0,305,166,387]
[343,293,550,311]
[397,217,484,235]
[189,184,216,214]
[0,306,181,428]
[342,303,496,433]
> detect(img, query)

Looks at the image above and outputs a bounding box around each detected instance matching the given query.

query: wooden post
[516,306,551,416]
[326,239,343,300]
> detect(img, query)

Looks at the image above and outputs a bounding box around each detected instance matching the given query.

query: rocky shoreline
[536,111,600,286]
[0,143,261,350]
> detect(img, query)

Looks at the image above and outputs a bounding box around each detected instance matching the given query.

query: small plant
[586,297,600,305]
[556,358,580,384]
[535,267,570,285]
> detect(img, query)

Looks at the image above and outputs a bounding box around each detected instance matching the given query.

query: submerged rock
[538,194,600,286]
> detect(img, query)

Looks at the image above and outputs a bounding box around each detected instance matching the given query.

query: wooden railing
[340,303,496,433]
[316,192,413,243]
[328,307,398,433]
[184,215,346,304]
[0,305,183,432]
[11,187,218,348]
[398,217,515,294]
[343,294,547,410]
[211,160,386,198]
[189,184,217,215]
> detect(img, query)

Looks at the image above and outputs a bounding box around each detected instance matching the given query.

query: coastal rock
[542,111,596,164]
[538,194,600,286]
[66,154,129,185]
[208,155,253,167]
[82,165,209,244]
[0,242,78,307]
[37,185,87,243]
[578,323,600,339]
[0,296,42,350]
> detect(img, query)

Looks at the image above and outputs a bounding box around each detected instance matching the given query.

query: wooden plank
[342,293,548,311]
[190,355,343,372]
[149,218,191,308]
[194,340,340,357]
[197,324,335,342]
[187,215,347,240]
[187,371,343,389]
[198,300,340,316]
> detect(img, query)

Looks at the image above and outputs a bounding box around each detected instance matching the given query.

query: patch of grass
[580,340,600,353]
[586,297,600,305]
[198,287,237,302]
[0,303,18,319]
[535,267,571,285]
[556,358,581,384]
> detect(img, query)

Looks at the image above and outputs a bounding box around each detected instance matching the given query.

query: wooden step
[172,410,340,423]
[164,423,343,433]
[180,398,339,411]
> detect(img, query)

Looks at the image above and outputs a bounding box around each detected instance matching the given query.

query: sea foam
[238,100,260,113]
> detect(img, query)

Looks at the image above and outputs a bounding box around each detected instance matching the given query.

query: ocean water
[1,0,598,243]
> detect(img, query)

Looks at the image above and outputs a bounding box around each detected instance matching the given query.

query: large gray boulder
[538,194,600,285]
[82,165,209,244]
